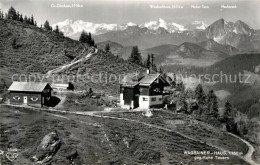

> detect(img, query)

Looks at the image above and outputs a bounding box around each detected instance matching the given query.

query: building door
[134,95,139,108]
[123,88,133,106]
[23,96,27,104]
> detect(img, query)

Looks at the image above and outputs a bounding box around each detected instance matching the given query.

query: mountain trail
[46,48,98,78]
[227,132,259,165]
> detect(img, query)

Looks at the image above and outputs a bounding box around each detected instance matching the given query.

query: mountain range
[1,15,260,165]
[195,19,260,51]
[94,18,259,51]
[53,18,208,40]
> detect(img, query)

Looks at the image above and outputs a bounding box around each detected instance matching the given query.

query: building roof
[120,73,144,87]
[121,72,171,87]
[139,74,160,85]
[8,82,51,92]
[51,83,69,88]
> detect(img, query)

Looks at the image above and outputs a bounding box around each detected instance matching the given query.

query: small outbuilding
[8,82,52,107]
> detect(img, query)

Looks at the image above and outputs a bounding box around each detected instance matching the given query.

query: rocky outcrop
[32,132,61,164]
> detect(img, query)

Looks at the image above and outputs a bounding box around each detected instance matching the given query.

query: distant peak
[158,18,165,21]
[235,20,243,23]
[235,20,248,25]
[219,18,225,21]
[127,22,137,26]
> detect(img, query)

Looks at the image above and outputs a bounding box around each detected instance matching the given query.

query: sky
[0,0,260,28]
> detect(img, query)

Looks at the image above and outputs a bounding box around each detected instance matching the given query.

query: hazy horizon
[1,0,260,28]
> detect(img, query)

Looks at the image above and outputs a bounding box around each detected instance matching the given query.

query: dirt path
[46,48,98,77]
[228,133,260,165]
[2,104,258,165]
[60,110,260,165]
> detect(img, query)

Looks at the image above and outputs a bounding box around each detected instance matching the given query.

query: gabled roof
[120,73,144,87]
[51,83,69,88]
[8,82,51,92]
[139,74,161,85]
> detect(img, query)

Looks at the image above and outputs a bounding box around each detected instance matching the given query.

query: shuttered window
[31,97,39,101]
[13,96,20,100]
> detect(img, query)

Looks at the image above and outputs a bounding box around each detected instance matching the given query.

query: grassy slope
[0,106,249,165]
[0,19,146,96]
[0,19,93,74]
[0,18,93,97]
[55,50,146,95]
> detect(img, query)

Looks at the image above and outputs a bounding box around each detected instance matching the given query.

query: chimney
[147,69,150,74]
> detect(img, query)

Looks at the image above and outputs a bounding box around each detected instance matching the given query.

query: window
[13,96,20,100]
[31,97,39,101]
[151,98,156,101]
[143,97,148,101]
[159,98,162,101]
[43,89,50,93]
[153,88,161,92]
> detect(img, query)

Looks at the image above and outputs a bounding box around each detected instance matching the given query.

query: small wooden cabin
[8,82,52,107]
[120,73,170,109]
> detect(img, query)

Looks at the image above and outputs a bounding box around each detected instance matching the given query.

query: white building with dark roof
[120,73,170,109]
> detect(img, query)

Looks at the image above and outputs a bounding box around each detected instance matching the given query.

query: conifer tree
[79,31,95,46]
[195,84,206,105]
[105,43,110,52]
[44,20,51,30]
[177,91,188,113]
[7,6,17,20]
[0,10,3,19]
[17,12,20,21]
[146,54,151,68]
[30,15,34,25]
[55,25,59,34]
[128,46,142,65]
[223,101,234,124]
[79,31,87,43]
[206,90,219,119]
[151,53,154,67]
[19,14,23,22]
[24,16,28,23]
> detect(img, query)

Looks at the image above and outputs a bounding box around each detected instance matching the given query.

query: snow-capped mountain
[195,18,258,51]
[53,18,259,51]
[140,18,186,33]
[52,18,188,37]
[52,19,137,36]
[204,18,255,40]
[184,21,208,31]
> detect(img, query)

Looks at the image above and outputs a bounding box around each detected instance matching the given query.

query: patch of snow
[127,22,136,26]
[192,21,208,30]
[213,36,223,43]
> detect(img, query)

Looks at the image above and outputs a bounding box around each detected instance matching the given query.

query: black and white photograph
[0,0,260,164]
